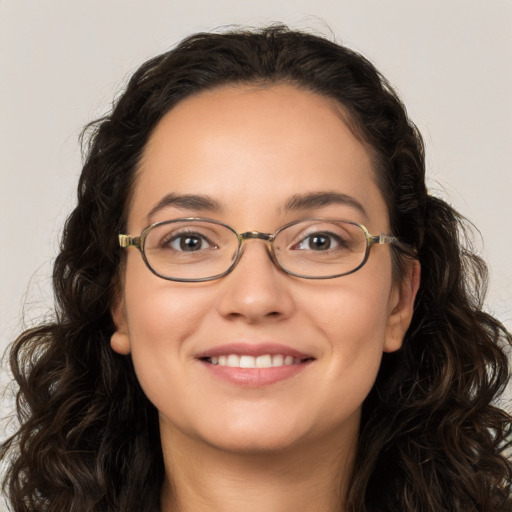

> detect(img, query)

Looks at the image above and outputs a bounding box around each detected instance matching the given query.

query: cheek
[307,268,393,346]
[303,272,394,388]
[121,265,214,389]
[124,284,198,343]
[123,252,212,344]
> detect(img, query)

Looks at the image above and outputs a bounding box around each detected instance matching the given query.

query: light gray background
[1,0,511,428]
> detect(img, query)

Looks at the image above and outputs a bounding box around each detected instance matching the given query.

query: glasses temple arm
[372,234,418,258]
[119,234,142,249]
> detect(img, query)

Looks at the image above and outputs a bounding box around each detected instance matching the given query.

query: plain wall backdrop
[1,0,511,425]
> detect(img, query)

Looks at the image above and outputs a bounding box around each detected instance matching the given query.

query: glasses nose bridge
[238,230,274,243]
[236,230,276,262]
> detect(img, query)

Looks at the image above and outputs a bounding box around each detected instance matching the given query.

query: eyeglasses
[119,217,415,282]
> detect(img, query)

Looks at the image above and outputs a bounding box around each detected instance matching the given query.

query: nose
[215,238,295,323]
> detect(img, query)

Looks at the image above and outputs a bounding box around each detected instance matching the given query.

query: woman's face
[111,84,418,454]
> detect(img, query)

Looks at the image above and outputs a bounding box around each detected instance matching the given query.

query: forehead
[129,84,388,231]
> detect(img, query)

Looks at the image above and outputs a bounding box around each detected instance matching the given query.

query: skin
[111,84,420,512]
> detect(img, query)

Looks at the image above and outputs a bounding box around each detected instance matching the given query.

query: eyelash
[160,231,216,251]
[291,231,349,251]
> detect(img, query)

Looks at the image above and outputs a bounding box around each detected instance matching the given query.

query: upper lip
[195,342,315,360]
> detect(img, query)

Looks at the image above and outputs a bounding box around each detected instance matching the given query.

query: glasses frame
[119,217,416,282]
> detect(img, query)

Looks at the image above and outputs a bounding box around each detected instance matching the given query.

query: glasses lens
[143,220,239,280]
[274,220,368,278]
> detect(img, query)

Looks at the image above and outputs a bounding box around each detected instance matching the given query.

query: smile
[206,354,305,368]
[196,343,315,387]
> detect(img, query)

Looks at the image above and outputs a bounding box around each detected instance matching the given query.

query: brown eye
[307,233,332,250]
[294,232,347,251]
[163,232,215,252]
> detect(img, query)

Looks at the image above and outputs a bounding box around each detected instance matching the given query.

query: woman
[1,25,511,512]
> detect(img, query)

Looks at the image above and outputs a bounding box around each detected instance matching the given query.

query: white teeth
[256,355,272,368]
[208,354,303,368]
[271,354,284,367]
[239,355,255,368]
[227,354,240,367]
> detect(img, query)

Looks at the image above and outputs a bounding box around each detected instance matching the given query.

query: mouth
[196,343,315,387]
[201,354,311,368]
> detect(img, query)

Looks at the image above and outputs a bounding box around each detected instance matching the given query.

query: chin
[190,409,311,454]
[205,429,304,455]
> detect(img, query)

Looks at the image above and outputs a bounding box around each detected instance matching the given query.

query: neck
[160,426,356,512]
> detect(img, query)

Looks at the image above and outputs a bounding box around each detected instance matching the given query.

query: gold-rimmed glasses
[119,217,415,282]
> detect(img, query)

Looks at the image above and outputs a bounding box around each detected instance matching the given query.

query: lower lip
[200,360,313,388]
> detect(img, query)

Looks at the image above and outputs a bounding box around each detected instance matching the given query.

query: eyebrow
[283,191,368,218]
[147,193,223,221]
[147,190,367,223]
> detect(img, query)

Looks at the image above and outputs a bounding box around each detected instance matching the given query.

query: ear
[383,259,421,353]
[110,296,131,355]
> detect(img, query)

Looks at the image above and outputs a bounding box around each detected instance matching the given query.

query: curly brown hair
[2,25,511,512]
